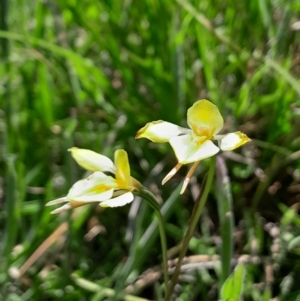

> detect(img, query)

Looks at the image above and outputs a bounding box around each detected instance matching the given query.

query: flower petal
[69,147,115,173]
[114,149,130,187]
[169,134,220,164]
[46,172,117,213]
[46,197,67,206]
[71,188,115,203]
[180,161,200,194]
[162,163,182,185]
[220,131,251,151]
[187,99,223,138]
[136,120,190,143]
[100,191,134,208]
[68,172,116,199]
[50,203,72,214]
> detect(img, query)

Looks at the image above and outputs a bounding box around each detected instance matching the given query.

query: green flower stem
[137,188,169,292]
[216,156,234,287]
[165,156,216,301]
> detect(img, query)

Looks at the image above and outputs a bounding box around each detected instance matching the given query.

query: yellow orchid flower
[136,99,251,193]
[46,148,141,214]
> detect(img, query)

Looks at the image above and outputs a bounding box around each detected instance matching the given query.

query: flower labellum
[136,99,251,193]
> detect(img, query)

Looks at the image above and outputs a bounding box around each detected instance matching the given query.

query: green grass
[1,0,300,300]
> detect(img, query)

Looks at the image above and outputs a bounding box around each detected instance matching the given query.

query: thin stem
[165,156,216,301]
[155,210,169,291]
[216,156,234,287]
[137,188,169,293]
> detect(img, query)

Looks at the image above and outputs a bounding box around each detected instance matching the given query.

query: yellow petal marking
[66,172,115,205]
[187,99,223,138]
[114,149,131,187]
[70,188,115,203]
[67,172,115,197]
[220,131,251,151]
[91,184,115,193]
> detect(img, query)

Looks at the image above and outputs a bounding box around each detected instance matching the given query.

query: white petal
[69,147,116,173]
[136,120,191,143]
[67,172,116,199]
[161,163,183,185]
[169,134,220,164]
[46,197,67,206]
[219,131,251,151]
[99,192,134,208]
[67,179,91,198]
[180,161,200,194]
[72,188,115,202]
[50,203,72,214]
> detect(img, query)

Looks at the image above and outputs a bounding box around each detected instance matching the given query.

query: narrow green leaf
[220,264,246,301]
[288,236,300,251]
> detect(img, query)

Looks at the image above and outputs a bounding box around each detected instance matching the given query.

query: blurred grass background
[1,0,300,300]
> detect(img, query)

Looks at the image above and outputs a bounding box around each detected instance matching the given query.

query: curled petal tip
[135,122,155,141]
[220,131,251,151]
[135,128,144,139]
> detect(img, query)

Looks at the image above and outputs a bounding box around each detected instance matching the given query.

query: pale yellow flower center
[192,126,215,140]
[191,131,211,146]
